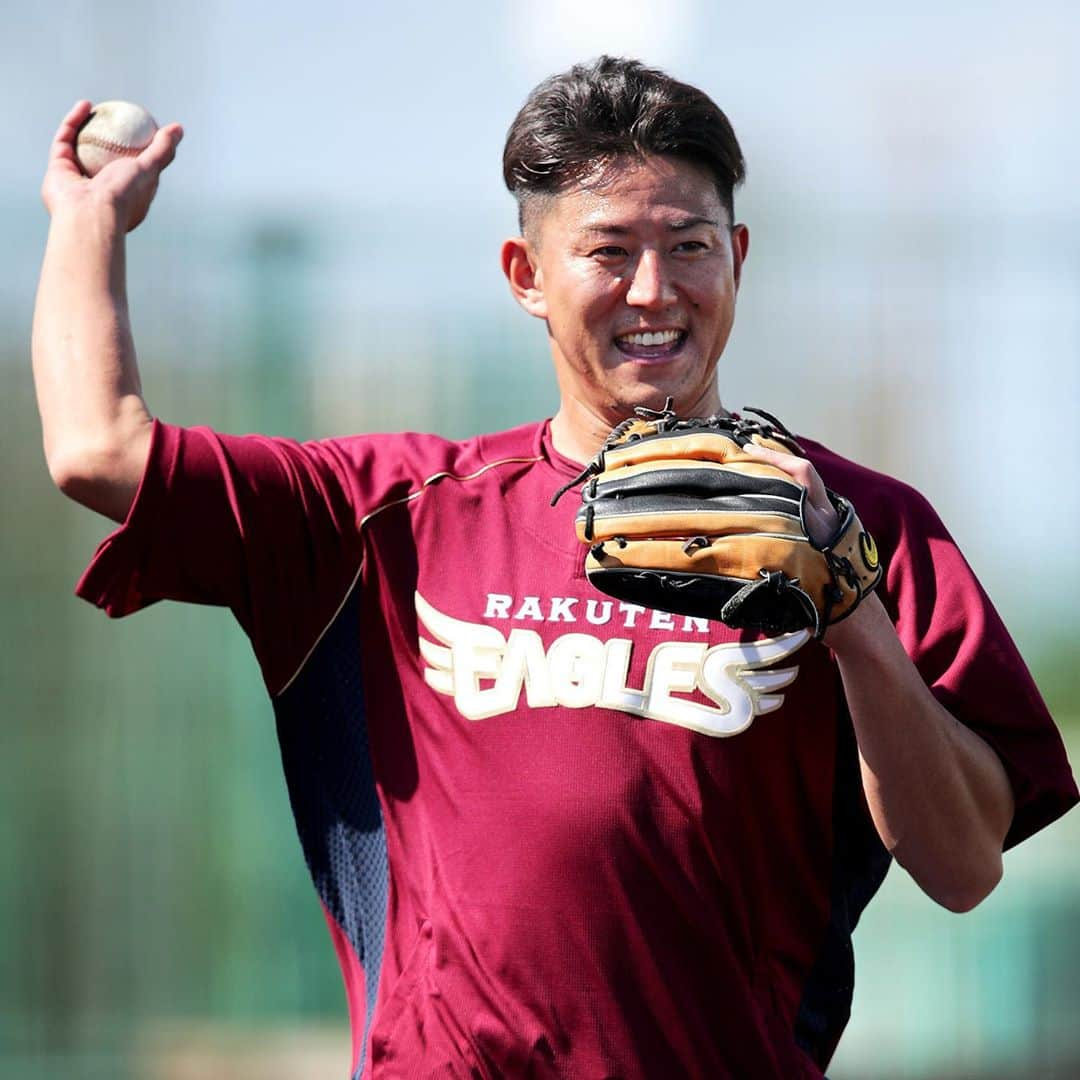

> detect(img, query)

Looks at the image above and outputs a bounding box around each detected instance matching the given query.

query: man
[34,57,1077,1079]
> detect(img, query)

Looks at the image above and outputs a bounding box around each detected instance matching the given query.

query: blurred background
[3,2,1079,1077]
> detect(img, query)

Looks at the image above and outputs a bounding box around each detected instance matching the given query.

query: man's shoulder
[796,433,943,533]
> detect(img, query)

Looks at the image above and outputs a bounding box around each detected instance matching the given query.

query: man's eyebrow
[580,223,632,236]
[670,216,720,230]
[580,216,720,235]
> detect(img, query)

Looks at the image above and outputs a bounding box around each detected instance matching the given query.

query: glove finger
[587,535,835,606]
[604,430,795,472]
[720,574,819,635]
[582,565,758,624]
[583,462,805,502]
[582,564,817,631]
[576,496,803,543]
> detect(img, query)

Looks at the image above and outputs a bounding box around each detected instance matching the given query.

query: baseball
[75,101,158,177]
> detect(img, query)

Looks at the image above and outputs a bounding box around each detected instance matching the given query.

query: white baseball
[75,101,159,177]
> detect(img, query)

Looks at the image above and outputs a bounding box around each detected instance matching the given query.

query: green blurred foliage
[1030,648,1080,732]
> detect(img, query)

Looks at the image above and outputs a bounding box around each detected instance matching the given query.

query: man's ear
[501,237,548,319]
[731,224,750,291]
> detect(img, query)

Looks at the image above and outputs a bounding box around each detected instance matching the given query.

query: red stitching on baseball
[80,136,142,156]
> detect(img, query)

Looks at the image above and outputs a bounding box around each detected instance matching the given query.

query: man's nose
[625,249,677,309]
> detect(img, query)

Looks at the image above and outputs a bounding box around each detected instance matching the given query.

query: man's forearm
[826,594,1015,912]
[32,200,152,520]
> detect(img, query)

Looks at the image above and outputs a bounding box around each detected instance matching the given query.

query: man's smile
[613,327,689,361]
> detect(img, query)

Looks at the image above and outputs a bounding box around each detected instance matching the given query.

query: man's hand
[739,437,839,545]
[41,100,183,233]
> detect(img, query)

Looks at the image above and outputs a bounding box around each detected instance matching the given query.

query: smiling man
[503,154,746,457]
[33,57,1078,1079]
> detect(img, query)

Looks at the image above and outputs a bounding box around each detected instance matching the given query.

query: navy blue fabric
[793,698,892,1068]
[273,586,388,1080]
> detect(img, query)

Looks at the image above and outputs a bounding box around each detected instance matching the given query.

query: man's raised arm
[32,100,183,523]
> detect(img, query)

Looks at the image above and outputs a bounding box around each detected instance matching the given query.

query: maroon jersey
[77,417,1077,1079]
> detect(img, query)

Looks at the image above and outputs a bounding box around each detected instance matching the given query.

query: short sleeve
[878,488,1078,850]
[75,419,423,695]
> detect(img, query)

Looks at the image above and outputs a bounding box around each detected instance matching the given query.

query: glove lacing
[550,399,801,507]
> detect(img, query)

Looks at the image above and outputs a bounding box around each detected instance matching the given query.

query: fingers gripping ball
[551,400,882,638]
[75,101,158,177]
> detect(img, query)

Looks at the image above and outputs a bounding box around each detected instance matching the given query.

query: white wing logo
[415,592,808,737]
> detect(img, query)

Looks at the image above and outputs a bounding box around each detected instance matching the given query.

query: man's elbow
[928,852,1004,914]
[45,440,140,523]
[47,443,91,497]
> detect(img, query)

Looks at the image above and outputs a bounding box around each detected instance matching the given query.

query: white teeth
[619,329,683,347]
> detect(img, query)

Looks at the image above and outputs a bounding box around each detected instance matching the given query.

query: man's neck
[550,388,727,464]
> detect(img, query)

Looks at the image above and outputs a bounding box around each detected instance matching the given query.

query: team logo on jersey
[415,592,808,738]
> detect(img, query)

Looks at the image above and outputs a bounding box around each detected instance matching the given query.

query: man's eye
[675,240,708,253]
[592,246,628,258]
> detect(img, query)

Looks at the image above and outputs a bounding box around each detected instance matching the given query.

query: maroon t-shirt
[76,417,1078,1079]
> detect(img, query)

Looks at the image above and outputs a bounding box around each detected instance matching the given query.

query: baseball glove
[551,400,882,638]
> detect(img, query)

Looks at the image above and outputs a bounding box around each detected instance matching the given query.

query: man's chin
[603,371,717,419]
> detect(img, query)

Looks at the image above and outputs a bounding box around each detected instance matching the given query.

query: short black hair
[503,56,746,234]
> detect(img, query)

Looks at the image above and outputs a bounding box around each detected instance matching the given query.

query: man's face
[504,154,749,424]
